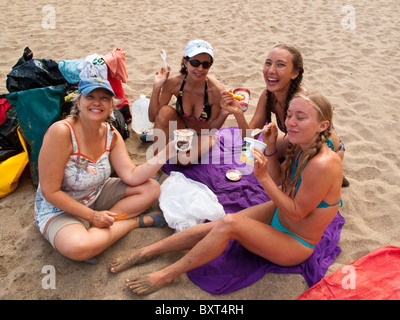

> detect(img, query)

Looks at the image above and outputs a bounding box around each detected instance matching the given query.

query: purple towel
[163,127,344,294]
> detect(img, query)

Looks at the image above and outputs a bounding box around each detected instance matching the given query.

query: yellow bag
[0,127,29,198]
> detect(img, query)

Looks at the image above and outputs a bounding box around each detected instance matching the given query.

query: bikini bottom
[270,208,315,249]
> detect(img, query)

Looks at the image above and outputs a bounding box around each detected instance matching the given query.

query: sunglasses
[188,59,212,69]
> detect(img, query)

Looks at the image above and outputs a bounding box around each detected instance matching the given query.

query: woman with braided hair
[221,44,345,161]
[221,44,304,156]
[109,91,342,296]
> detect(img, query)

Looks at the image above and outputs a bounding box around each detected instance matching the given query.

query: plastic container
[240,137,266,165]
[130,94,153,134]
[173,129,194,152]
[233,88,250,112]
[225,169,242,181]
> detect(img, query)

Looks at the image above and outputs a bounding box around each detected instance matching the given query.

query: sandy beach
[1,0,400,301]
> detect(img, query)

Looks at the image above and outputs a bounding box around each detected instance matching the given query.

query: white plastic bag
[159,172,225,232]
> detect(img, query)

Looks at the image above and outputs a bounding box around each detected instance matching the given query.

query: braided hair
[266,44,304,133]
[280,92,333,198]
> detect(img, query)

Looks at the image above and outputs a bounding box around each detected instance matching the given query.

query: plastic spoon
[160,49,168,71]
[227,91,245,101]
[251,127,269,137]
[114,213,127,220]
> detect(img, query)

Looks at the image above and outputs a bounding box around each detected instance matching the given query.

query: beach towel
[101,48,130,121]
[102,48,128,83]
[163,126,345,294]
[298,246,400,300]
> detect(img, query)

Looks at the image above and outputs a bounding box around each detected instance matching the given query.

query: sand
[1,0,400,301]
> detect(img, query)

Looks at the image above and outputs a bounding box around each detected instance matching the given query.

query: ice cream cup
[240,137,267,165]
[233,88,250,112]
[174,129,194,152]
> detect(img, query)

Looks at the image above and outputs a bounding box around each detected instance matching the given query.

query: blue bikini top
[292,139,343,209]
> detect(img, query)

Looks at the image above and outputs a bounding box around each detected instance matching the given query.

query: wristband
[265,149,277,157]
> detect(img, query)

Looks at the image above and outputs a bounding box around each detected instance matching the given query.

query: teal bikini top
[292,139,343,209]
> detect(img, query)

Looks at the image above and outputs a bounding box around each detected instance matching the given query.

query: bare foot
[109,249,151,273]
[109,214,160,273]
[126,272,170,295]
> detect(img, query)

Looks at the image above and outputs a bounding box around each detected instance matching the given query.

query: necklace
[185,77,205,97]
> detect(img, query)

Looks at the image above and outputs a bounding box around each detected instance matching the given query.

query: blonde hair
[281,92,333,197]
[68,93,121,125]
